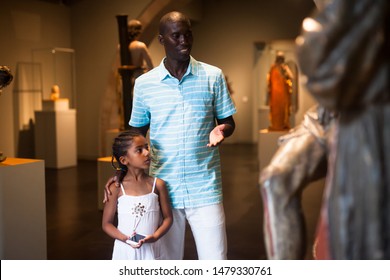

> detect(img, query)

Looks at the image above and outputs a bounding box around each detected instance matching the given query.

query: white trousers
[160,203,227,260]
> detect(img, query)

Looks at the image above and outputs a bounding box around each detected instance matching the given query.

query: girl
[102,129,172,260]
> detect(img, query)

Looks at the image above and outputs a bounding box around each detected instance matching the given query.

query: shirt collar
[158,56,198,81]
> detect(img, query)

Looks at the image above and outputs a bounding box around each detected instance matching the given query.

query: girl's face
[121,136,151,169]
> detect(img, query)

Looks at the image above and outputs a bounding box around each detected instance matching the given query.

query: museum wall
[0,0,72,158]
[1,0,317,160]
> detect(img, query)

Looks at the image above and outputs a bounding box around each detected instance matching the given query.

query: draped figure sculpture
[259,0,389,259]
[266,51,294,131]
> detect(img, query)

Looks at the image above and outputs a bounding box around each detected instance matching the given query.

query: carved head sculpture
[50,84,61,100]
[0,66,13,95]
[127,19,143,41]
[275,51,286,64]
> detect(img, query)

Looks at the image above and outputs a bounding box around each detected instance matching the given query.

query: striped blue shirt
[130,56,236,208]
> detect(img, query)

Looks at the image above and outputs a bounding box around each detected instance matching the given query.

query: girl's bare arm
[102,184,128,242]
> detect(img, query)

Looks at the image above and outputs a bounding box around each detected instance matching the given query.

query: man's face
[159,20,193,62]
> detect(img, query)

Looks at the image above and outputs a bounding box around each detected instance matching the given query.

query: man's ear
[158,34,164,45]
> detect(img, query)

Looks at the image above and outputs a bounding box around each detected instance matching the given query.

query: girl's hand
[127,235,152,248]
[141,234,157,244]
[128,242,142,249]
[125,233,145,248]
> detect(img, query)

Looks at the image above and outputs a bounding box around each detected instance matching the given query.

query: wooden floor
[45,143,324,260]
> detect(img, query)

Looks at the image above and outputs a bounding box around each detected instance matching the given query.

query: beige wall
[0,0,72,158]
[1,0,316,160]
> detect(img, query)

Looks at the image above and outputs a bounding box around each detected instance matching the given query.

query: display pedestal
[258,129,288,172]
[34,99,77,168]
[258,107,270,131]
[97,157,115,210]
[42,98,69,111]
[0,158,47,259]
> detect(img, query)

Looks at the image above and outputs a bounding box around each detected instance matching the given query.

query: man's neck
[164,58,190,80]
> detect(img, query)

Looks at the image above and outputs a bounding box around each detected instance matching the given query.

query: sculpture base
[42,98,69,111]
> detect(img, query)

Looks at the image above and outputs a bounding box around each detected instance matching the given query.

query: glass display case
[13,62,42,131]
[12,48,76,158]
[32,47,76,108]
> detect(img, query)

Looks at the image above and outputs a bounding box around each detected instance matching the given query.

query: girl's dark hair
[111,129,143,183]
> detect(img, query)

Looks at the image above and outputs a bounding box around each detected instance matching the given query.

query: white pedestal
[42,98,69,111]
[0,158,47,259]
[258,106,270,131]
[35,109,77,168]
[258,129,288,172]
[97,157,115,210]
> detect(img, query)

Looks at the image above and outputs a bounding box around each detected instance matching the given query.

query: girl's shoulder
[153,177,167,194]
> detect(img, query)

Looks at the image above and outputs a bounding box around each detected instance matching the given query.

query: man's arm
[207,116,235,147]
[216,116,235,137]
[130,124,149,137]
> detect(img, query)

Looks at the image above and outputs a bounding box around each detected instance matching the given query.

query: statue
[99,17,154,156]
[259,0,389,260]
[266,51,294,131]
[116,19,154,129]
[50,84,60,100]
[260,104,335,259]
[0,66,14,162]
[125,19,154,79]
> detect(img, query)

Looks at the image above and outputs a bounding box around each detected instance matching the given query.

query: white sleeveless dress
[112,177,162,260]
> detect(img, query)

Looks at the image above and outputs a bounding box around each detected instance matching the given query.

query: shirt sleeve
[129,80,150,127]
[214,71,237,119]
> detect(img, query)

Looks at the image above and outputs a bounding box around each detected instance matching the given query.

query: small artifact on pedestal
[50,84,60,100]
[43,85,69,111]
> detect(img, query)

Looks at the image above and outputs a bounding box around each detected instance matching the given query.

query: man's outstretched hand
[207,124,226,147]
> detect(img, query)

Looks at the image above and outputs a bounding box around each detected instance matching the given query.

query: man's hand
[207,124,226,147]
[103,174,120,203]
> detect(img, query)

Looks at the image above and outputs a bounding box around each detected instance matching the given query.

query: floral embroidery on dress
[132,202,146,218]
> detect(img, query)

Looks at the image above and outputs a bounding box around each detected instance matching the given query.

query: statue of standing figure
[99,18,154,156]
[266,51,295,131]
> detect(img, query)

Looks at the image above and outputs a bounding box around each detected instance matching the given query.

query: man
[105,11,236,260]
